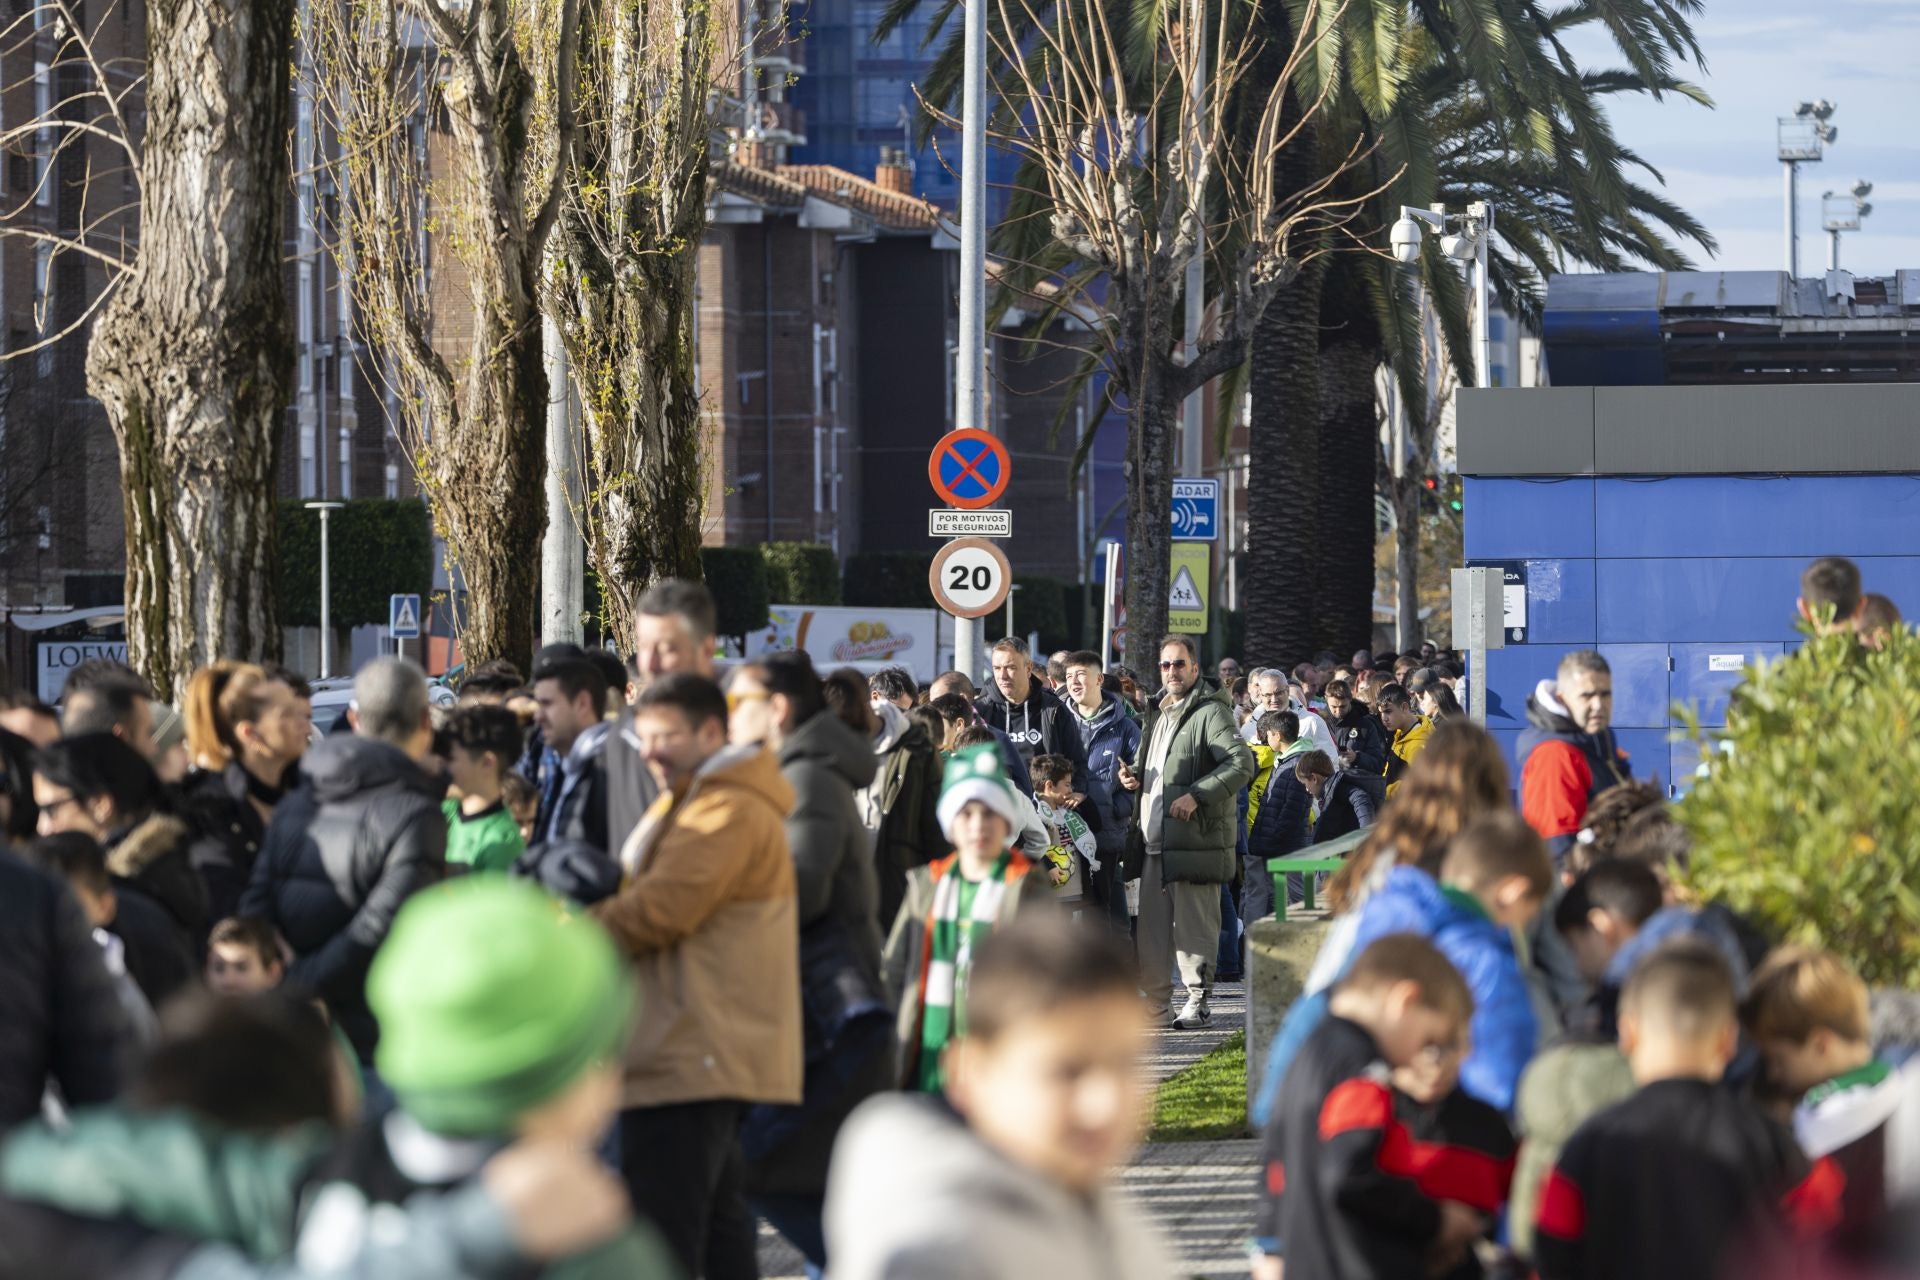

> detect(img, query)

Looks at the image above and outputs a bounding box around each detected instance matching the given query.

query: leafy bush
[278,500,433,629]
[762,543,840,605]
[844,552,935,608]
[699,547,771,642]
[1680,626,1920,986]
[1009,575,1068,653]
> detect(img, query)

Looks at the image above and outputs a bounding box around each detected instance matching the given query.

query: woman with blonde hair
[1251,718,1512,1126]
[179,662,313,921]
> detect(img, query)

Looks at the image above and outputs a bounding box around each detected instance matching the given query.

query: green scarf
[913,852,1015,1093]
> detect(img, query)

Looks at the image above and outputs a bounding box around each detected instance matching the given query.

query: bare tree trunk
[1393,473,1421,650]
[1122,373,1178,680]
[547,0,713,641]
[88,0,293,702]
[321,0,579,673]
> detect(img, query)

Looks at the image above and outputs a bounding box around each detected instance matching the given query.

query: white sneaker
[1173,995,1211,1030]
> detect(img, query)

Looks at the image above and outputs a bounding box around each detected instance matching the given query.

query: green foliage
[761,543,841,605]
[277,501,433,629]
[1207,608,1246,670]
[699,548,772,642]
[844,552,936,609]
[1149,1030,1247,1141]
[1007,575,1068,653]
[1679,627,1920,986]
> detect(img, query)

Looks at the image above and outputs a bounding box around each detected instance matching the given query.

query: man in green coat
[1118,634,1256,1029]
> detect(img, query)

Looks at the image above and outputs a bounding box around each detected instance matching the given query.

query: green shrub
[1008,575,1068,653]
[844,552,935,608]
[699,547,771,642]
[1679,626,1920,986]
[277,500,433,629]
[762,543,840,605]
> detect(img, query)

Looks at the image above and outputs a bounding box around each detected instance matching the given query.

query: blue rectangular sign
[1170,478,1219,541]
[389,593,422,640]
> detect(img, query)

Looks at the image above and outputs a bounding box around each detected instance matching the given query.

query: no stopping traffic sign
[928,428,1011,510]
[929,538,1013,619]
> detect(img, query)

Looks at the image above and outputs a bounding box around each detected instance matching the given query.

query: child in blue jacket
[1259,810,1552,1123]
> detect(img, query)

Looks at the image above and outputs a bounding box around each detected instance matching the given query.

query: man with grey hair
[241,658,446,1069]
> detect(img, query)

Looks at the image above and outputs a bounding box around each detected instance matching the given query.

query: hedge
[700,546,771,641]
[1681,625,1920,986]
[1008,575,1069,654]
[762,543,840,605]
[278,500,434,629]
[844,552,936,608]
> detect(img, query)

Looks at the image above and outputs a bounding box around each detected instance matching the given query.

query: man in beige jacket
[592,672,801,1280]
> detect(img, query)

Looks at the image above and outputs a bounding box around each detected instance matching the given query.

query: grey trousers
[1138,852,1223,1015]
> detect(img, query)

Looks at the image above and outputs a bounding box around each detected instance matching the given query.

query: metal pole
[1471,204,1492,390]
[1005,584,1016,643]
[305,502,344,680]
[318,508,333,680]
[1470,643,1486,726]
[1099,543,1119,666]
[1829,227,1840,272]
[1784,160,1798,278]
[1179,0,1205,480]
[542,316,584,646]
[952,0,989,682]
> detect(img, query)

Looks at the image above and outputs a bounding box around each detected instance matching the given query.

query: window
[1488,314,1507,343]
[33,61,50,209]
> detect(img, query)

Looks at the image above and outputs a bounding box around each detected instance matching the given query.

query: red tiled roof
[710,160,941,233]
[711,162,810,209]
[776,164,941,231]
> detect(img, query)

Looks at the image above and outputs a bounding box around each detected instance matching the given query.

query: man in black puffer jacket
[0,847,127,1130]
[974,637,1089,792]
[241,658,446,1066]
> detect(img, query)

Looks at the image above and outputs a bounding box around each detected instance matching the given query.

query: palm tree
[1241,0,1711,665]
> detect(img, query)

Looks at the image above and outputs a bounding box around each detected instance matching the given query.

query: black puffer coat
[239,737,447,1062]
[178,762,285,925]
[743,711,895,1198]
[0,849,127,1130]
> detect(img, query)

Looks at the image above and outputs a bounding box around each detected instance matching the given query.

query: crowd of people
[0,556,1914,1278]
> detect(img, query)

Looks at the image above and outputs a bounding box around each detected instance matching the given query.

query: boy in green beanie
[262,875,675,1277]
[881,742,1044,1093]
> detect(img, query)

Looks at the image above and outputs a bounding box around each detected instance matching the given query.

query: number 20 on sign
[929,538,1013,619]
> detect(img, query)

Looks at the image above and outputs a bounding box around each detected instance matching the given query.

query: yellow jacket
[1385,717,1433,798]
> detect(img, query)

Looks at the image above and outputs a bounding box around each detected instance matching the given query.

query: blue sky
[1558,0,1920,276]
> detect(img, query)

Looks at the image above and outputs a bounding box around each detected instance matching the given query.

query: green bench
[1264,857,1344,918]
[1265,827,1371,919]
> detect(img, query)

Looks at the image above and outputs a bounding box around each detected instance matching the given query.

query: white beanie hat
[935,742,1024,841]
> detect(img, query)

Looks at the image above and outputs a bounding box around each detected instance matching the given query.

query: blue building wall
[1463,474,1920,791]
[789,0,1019,215]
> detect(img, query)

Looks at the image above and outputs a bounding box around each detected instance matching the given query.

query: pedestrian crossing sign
[1167,543,1210,633]
[389,593,422,639]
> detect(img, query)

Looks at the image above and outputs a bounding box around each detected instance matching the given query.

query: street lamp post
[1778,101,1836,279]
[1822,181,1873,271]
[1390,203,1497,390]
[304,501,345,679]
[951,0,989,682]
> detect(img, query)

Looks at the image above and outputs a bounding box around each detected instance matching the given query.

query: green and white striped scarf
[913,851,1015,1093]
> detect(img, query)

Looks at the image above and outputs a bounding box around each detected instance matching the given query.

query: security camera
[1440,232,1478,262]
[1390,215,1424,265]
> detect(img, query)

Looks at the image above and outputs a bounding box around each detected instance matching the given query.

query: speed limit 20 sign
[929,537,1013,619]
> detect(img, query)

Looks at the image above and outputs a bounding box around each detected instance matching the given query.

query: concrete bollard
[1243,910,1332,1122]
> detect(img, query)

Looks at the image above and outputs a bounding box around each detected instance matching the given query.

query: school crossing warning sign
[1167,543,1210,633]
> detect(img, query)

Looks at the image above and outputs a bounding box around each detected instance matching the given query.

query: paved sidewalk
[756,977,1260,1278]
